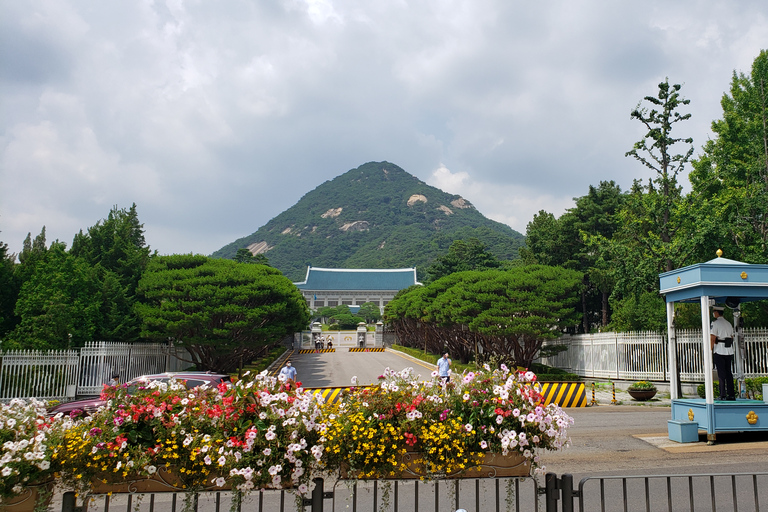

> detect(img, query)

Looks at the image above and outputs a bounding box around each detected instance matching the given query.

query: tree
[5,242,101,349]
[356,301,382,324]
[687,50,768,263]
[384,266,582,368]
[625,78,694,273]
[234,248,270,266]
[0,236,20,338]
[70,204,152,342]
[135,255,310,373]
[425,238,502,282]
[523,182,625,331]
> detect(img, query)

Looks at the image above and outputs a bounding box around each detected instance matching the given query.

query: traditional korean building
[293,266,421,312]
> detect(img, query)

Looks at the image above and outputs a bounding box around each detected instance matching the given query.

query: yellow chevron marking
[539,382,586,407]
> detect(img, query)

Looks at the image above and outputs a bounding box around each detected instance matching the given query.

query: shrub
[628,381,657,391]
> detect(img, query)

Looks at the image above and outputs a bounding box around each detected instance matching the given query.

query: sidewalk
[586,384,671,407]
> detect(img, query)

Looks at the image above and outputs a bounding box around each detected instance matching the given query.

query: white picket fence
[0,341,192,401]
[538,328,768,382]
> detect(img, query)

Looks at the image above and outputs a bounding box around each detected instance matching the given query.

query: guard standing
[710,306,735,400]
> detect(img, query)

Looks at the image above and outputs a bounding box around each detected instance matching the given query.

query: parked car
[48,371,232,418]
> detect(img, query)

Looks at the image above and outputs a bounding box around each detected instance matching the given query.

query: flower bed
[6,364,573,503]
[0,398,69,509]
[322,365,572,479]
[53,372,326,496]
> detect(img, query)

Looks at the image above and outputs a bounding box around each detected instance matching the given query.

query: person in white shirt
[710,306,735,400]
[278,361,297,388]
[437,353,451,383]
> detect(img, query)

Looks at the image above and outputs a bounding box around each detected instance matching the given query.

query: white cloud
[1,0,767,257]
[428,164,573,234]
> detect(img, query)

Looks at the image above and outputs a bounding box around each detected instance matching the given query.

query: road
[287,347,436,388]
[288,349,768,510]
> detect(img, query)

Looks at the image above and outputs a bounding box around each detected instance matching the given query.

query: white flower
[145,465,157,475]
[465,423,473,432]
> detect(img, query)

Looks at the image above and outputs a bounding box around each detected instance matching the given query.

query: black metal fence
[546,472,768,512]
[61,472,767,512]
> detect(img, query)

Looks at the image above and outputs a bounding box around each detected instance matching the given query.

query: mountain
[211,161,525,281]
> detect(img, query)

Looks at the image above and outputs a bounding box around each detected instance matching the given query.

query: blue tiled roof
[294,267,420,291]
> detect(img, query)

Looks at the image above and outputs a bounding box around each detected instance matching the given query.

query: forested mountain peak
[212,161,524,281]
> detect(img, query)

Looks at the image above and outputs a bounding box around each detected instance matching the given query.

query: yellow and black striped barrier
[537,382,587,408]
[305,386,359,404]
[298,349,336,354]
[305,382,585,407]
[348,348,385,353]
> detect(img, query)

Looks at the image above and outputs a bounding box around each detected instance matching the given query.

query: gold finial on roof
[716,249,723,257]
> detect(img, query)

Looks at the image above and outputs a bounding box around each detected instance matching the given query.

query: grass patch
[390,345,581,380]
[238,345,290,379]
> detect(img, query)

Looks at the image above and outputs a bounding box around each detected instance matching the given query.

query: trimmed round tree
[136,254,310,373]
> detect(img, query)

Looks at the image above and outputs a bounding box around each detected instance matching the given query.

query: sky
[1,1,766,259]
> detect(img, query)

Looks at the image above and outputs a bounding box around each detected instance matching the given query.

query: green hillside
[211,161,525,281]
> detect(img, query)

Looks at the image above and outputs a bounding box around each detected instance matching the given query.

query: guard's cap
[712,306,725,312]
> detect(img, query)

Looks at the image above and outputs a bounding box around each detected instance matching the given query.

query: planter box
[90,468,227,494]
[342,451,530,480]
[0,482,54,512]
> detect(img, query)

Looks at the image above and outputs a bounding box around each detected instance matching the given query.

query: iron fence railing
[538,328,768,382]
[0,341,193,400]
[61,472,768,512]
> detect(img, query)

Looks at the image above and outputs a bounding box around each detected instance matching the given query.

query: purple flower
[439,409,449,421]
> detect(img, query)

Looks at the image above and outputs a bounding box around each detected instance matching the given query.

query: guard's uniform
[711,314,735,400]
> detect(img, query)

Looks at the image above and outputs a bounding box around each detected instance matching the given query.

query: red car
[48,371,232,418]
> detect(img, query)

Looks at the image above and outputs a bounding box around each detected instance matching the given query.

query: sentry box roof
[659,254,768,304]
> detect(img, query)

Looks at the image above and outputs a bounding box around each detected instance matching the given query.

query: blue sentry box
[668,419,699,443]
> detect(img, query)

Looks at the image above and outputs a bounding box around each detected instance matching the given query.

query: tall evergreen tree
[687,50,768,263]
[71,204,151,341]
[625,79,694,272]
[0,236,20,338]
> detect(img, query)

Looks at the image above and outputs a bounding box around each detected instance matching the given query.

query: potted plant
[627,381,657,401]
[0,398,70,512]
[321,364,573,480]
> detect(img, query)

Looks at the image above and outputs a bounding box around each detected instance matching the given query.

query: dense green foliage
[2,207,153,349]
[525,54,768,330]
[384,265,583,368]
[136,254,310,373]
[211,162,525,281]
[522,181,625,332]
[424,237,503,282]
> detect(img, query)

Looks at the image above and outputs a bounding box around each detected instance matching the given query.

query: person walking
[437,353,451,383]
[710,306,735,400]
[278,361,298,388]
[108,372,120,386]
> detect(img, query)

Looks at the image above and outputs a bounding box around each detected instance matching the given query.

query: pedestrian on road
[437,353,451,383]
[710,306,735,400]
[278,361,297,388]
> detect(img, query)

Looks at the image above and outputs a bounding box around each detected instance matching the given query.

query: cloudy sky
[1,1,766,258]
